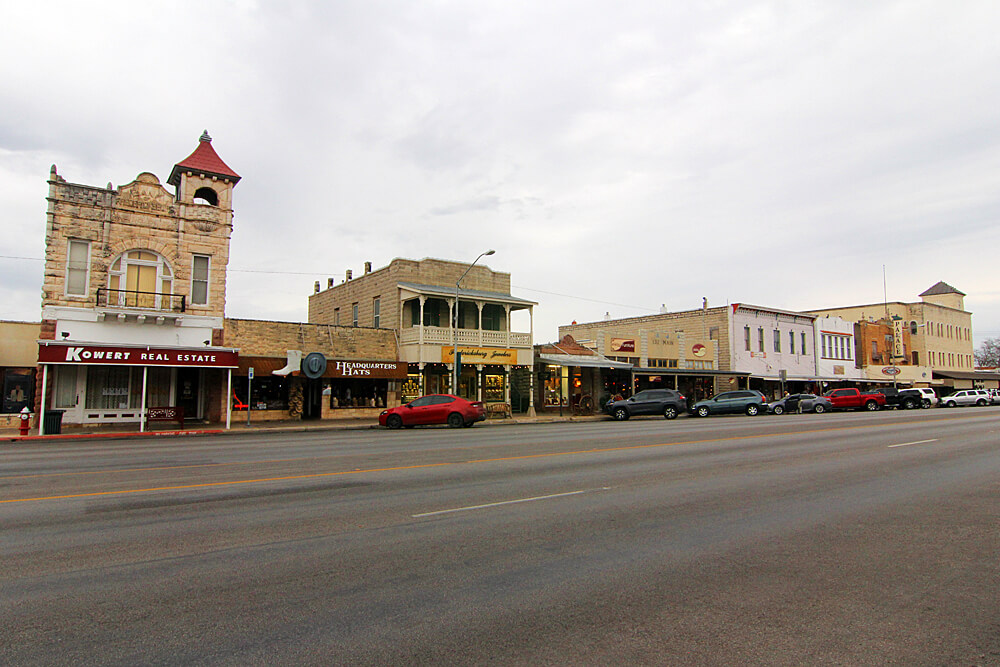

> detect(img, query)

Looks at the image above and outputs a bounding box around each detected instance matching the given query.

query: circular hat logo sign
[692,344,707,358]
[302,352,328,379]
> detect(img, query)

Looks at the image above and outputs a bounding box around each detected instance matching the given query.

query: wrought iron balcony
[96,288,187,312]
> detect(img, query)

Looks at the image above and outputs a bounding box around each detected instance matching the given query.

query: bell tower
[168,130,241,211]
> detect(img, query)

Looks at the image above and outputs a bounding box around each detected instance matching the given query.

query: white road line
[888,439,939,448]
[413,488,610,518]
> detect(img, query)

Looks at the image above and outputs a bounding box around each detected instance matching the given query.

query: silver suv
[941,389,991,407]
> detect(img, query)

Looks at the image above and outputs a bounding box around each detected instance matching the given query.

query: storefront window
[330,379,387,408]
[2,369,33,413]
[53,366,79,408]
[233,376,288,410]
[543,365,567,406]
[401,374,422,403]
[484,372,505,403]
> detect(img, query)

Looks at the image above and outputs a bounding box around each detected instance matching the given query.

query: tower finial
[200,130,212,142]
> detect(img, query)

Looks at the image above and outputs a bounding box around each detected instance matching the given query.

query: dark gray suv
[606,389,687,421]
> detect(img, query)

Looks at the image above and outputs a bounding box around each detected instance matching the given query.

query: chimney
[327,278,334,289]
[346,269,353,281]
[364,261,372,274]
[314,281,320,294]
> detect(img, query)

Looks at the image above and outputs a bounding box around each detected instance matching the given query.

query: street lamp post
[454,249,495,395]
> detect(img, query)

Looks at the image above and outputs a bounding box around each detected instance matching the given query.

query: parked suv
[691,390,767,417]
[607,389,687,421]
[941,389,991,407]
[909,387,938,408]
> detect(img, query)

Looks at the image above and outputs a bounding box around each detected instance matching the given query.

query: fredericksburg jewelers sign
[38,343,239,368]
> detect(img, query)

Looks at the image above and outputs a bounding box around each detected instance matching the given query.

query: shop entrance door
[176,368,201,422]
[303,378,324,420]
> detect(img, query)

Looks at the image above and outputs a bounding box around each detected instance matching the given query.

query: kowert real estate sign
[38,343,239,368]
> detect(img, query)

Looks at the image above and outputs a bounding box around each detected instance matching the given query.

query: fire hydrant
[19,407,31,436]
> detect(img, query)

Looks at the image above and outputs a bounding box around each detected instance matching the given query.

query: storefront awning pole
[226,368,232,430]
[38,365,48,436]
[139,367,148,433]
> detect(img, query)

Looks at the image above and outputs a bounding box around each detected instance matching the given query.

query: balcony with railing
[95,288,187,322]
[399,325,531,348]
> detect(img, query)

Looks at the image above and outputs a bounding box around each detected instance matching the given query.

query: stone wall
[224,318,399,359]
[44,169,232,319]
[308,257,512,331]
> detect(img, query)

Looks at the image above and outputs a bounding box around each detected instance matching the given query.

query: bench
[486,402,512,419]
[147,406,185,427]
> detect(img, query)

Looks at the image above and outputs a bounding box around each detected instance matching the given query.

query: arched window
[108,250,174,309]
[193,187,218,206]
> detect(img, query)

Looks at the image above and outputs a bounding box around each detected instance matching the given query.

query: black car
[606,389,687,421]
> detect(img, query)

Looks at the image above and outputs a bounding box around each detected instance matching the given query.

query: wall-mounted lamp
[61,331,70,339]
[203,340,211,346]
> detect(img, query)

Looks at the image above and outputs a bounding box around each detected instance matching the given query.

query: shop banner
[441,347,517,365]
[327,360,408,379]
[38,342,239,368]
[610,338,635,353]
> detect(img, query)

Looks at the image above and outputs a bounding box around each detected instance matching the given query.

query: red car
[379,394,486,429]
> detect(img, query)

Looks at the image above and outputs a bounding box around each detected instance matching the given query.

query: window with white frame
[373,296,381,328]
[65,240,91,297]
[107,250,174,308]
[773,329,781,353]
[352,303,359,327]
[191,254,210,306]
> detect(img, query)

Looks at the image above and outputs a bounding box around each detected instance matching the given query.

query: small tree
[974,337,1000,367]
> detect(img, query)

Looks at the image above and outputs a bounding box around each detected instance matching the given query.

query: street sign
[249,367,254,380]
[882,366,901,376]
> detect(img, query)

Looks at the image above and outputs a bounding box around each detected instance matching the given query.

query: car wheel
[864,400,879,411]
[745,404,759,416]
[663,406,678,420]
[613,407,630,421]
[696,406,710,417]
[386,414,403,430]
[921,399,931,409]
[903,399,917,410]
[813,404,826,414]
[946,400,957,408]
[772,405,784,415]
[447,412,464,428]
[976,399,987,406]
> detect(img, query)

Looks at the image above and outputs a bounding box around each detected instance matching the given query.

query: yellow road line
[0,415,972,505]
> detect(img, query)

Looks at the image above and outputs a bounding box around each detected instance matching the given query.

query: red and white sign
[882,366,901,376]
[38,343,239,368]
[610,338,636,353]
[692,343,707,358]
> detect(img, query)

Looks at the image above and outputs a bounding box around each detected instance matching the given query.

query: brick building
[308,257,536,410]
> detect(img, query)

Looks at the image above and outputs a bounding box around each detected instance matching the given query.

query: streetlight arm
[453,249,495,396]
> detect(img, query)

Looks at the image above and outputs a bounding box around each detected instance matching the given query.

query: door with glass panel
[108,251,173,309]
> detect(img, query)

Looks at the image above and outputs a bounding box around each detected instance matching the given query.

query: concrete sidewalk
[1,413,606,443]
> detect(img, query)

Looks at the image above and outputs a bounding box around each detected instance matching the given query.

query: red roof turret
[168,131,241,186]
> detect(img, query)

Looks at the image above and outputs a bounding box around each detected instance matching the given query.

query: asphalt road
[3,408,1000,666]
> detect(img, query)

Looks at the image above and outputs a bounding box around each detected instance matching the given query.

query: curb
[1,415,607,443]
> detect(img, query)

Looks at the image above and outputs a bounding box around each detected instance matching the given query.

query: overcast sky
[2,1,999,347]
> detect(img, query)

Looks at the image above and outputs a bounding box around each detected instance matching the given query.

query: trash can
[43,410,64,435]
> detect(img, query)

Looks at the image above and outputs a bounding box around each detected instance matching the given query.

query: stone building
[36,132,242,430]
[308,257,536,410]
[560,302,865,403]
[224,318,404,422]
[806,281,972,388]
